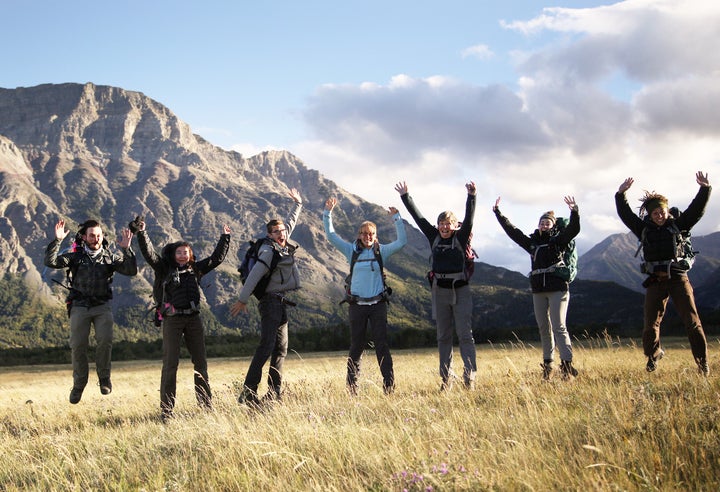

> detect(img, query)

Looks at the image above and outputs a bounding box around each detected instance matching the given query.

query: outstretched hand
[118,228,133,249]
[618,177,634,193]
[288,188,303,204]
[394,181,408,195]
[564,196,578,211]
[697,171,710,187]
[388,206,399,215]
[54,220,70,241]
[223,224,231,234]
[325,197,337,211]
[466,181,477,196]
[493,197,501,212]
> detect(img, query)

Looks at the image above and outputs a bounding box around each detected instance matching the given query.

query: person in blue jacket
[323,196,407,395]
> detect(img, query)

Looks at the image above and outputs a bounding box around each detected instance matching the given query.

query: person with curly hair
[615,171,711,375]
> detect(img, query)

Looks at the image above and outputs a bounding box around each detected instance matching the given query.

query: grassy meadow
[1,336,719,491]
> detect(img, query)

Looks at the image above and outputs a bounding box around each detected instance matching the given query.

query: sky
[3,0,720,273]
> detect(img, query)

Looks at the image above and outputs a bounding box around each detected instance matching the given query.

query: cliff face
[0,82,432,335]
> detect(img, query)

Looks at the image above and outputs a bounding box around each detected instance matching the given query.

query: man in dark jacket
[45,219,137,404]
[134,218,230,421]
[231,188,303,406]
[616,171,711,375]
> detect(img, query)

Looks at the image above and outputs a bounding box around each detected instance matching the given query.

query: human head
[173,242,194,267]
[640,192,670,227]
[266,219,287,246]
[437,211,458,239]
[538,211,556,233]
[357,221,377,248]
[79,220,104,251]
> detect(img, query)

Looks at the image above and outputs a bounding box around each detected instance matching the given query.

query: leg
[434,287,455,386]
[669,276,708,370]
[183,315,212,407]
[532,292,554,362]
[548,290,573,362]
[160,316,184,414]
[346,303,368,391]
[69,306,92,391]
[368,302,394,392]
[243,295,284,396]
[92,303,114,390]
[643,281,669,358]
[267,305,288,397]
[453,286,476,387]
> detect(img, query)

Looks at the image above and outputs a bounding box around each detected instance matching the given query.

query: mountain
[0,83,711,350]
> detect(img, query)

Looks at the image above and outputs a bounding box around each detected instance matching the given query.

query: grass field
[1,336,719,491]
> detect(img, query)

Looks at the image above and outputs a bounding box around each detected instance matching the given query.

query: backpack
[635,214,696,274]
[529,217,578,283]
[237,237,282,299]
[428,223,477,285]
[553,217,578,282]
[341,241,392,304]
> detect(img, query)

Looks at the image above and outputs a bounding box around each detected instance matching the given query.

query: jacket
[401,192,475,288]
[44,238,137,304]
[137,231,230,309]
[494,208,580,293]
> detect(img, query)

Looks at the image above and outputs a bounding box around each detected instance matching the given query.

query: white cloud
[290,0,720,273]
[461,44,494,60]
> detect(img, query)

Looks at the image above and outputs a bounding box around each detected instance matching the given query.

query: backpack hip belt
[343,293,387,305]
[433,272,466,281]
[530,261,564,276]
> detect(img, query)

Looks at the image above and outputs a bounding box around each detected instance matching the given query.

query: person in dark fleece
[615,171,711,376]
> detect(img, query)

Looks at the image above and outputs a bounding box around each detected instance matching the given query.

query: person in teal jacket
[323,196,407,395]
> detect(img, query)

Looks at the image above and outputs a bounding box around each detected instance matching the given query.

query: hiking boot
[440,379,453,392]
[238,387,260,407]
[347,384,358,396]
[697,358,710,376]
[560,360,578,379]
[646,349,665,372]
[69,387,84,404]
[160,410,174,423]
[99,378,112,395]
[463,379,475,390]
[383,383,395,395]
[541,362,553,381]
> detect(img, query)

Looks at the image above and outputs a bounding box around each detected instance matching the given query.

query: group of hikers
[43,171,712,421]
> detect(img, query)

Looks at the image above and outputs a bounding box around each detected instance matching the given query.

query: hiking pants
[160,313,211,413]
[433,284,476,384]
[643,275,707,362]
[532,290,573,362]
[243,294,288,396]
[346,301,394,390]
[69,303,113,390]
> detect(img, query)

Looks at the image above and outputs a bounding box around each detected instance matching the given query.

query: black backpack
[238,237,282,299]
[428,224,477,285]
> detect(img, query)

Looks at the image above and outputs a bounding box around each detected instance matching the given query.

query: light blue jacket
[323,210,407,298]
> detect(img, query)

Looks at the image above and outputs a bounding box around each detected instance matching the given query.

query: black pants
[160,313,211,413]
[346,301,394,389]
[243,294,289,396]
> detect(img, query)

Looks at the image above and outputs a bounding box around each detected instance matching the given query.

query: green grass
[0,336,719,491]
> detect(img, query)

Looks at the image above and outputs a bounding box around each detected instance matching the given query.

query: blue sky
[3,0,720,273]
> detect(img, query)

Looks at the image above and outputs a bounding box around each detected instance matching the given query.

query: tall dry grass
[1,336,719,491]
